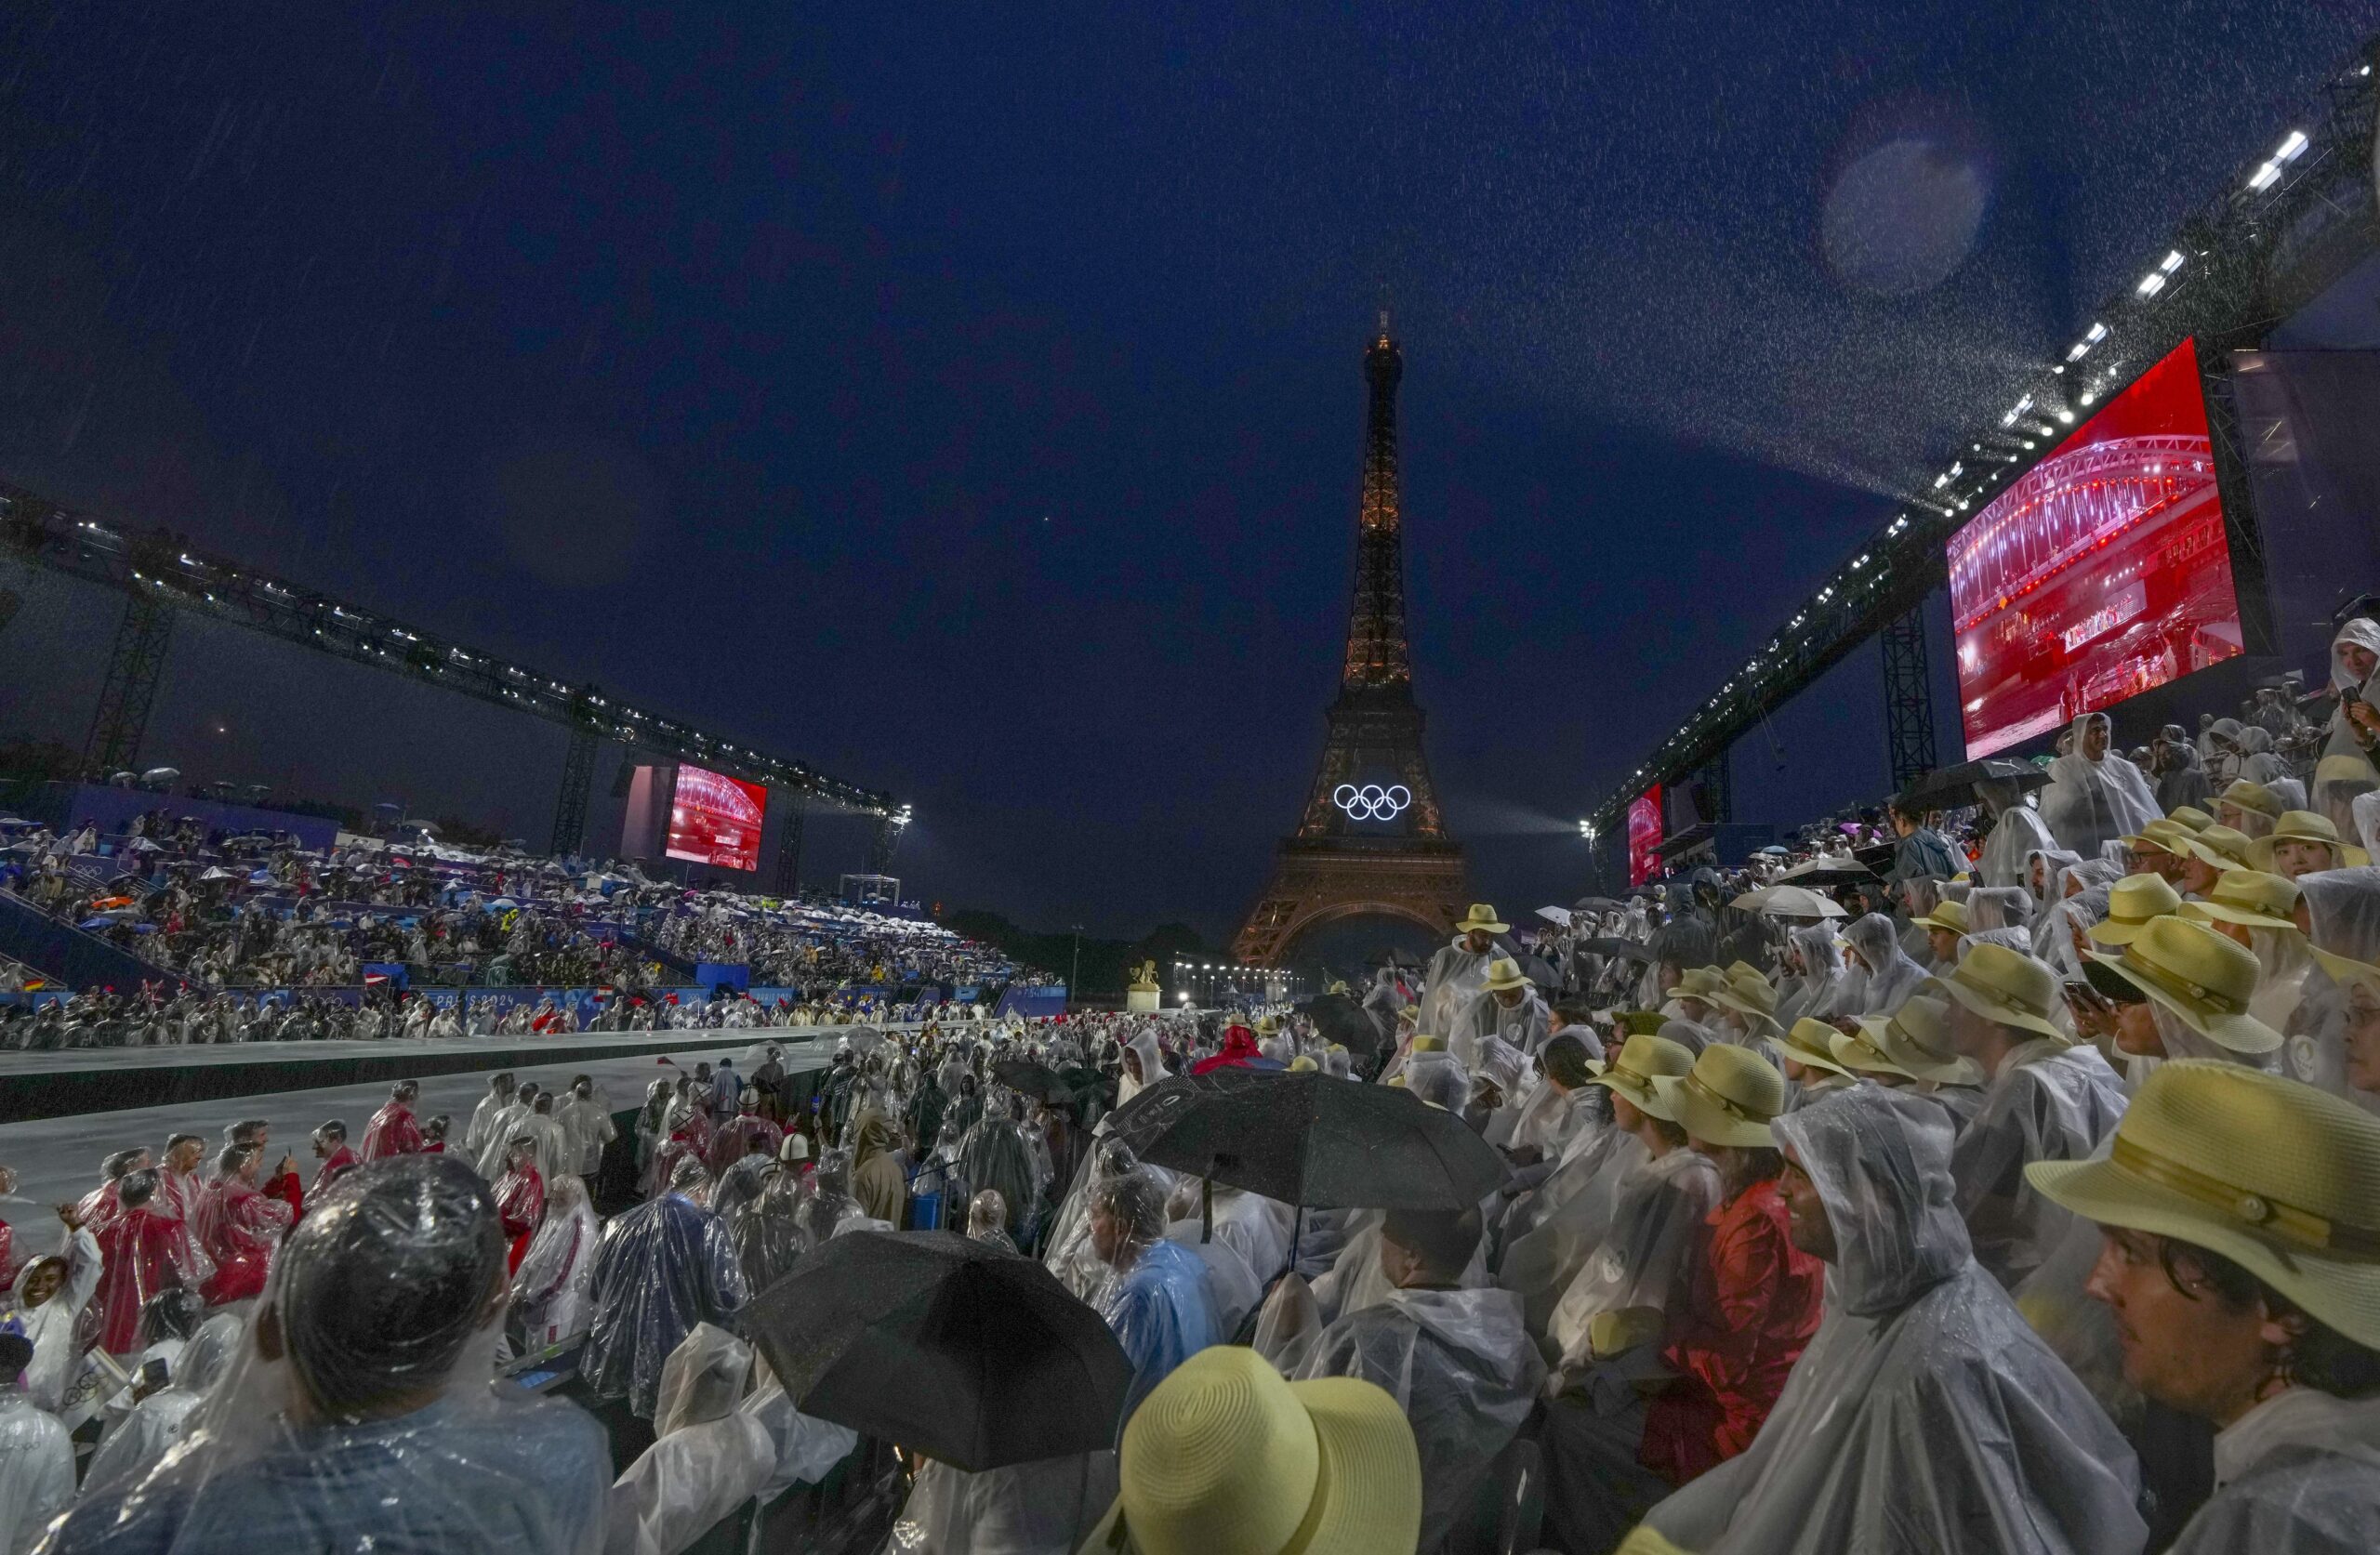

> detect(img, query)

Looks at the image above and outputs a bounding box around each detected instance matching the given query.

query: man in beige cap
[2031,1061,2380,1554]
[1931,942,2129,1291]
[1620,1086,2147,1555]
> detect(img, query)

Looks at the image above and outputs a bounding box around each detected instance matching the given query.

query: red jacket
[311,1145,361,1201]
[1641,1176,1823,1485]
[495,1162,546,1275]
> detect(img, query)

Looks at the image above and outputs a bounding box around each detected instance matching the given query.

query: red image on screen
[1627,786,1665,887]
[1947,338,2244,758]
[665,764,769,872]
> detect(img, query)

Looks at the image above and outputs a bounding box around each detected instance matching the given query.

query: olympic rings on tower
[1332,783,1411,822]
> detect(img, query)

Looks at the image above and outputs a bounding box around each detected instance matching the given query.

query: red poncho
[93,1206,191,1355]
[1192,1027,1263,1075]
[1640,1176,1824,1485]
[310,1145,361,1202]
[360,1101,423,1160]
[495,1162,546,1274]
[197,1175,295,1306]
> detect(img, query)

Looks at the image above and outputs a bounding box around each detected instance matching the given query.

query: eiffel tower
[1231,313,1468,965]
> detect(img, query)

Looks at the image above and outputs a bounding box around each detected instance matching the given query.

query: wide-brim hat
[1854,995,1986,1086]
[2086,873,2184,948]
[2029,1061,2380,1351]
[2220,779,2281,820]
[1672,967,1730,1002]
[1921,942,2067,1044]
[2118,818,2198,859]
[2086,915,2281,1055]
[1778,1017,1855,1077]
[2177,869,2301,934]
[1911,899,1969,936]
[2308,942,2380,993]
[1482,956,1531,994]
[2248,810,2373,872]
[1828,1023,1913,1080]
[2165,806,2215,833]
[1584,1032,1696,1112]
[1651,1044,1788,1149]
[1455,903,1510,935]
[2182,825,2255,873]
[1088,1345,1421,1555]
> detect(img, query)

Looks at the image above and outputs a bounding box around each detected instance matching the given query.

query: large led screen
[665,764,768,872]
[1948,338,2244,758]
[1627,786,1664,887]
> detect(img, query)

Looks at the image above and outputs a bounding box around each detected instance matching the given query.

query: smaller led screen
[1627,786,1665,887]
[665,764,769,872]
[1947,337,2244,758]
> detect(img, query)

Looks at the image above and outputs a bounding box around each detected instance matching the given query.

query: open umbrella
[743,1231,1130,1471]
[1103,1069,1504,1210]
[1776,855,1875,888]
[991,1057,1072,1100]
[1729,884,1847,919]
[1577,937,1657,964]
[1573,896,1626,915]
[1894,758,2049,811]
[1535,905,1573,927]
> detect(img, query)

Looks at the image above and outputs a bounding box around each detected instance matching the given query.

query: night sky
[2,5,2370,941]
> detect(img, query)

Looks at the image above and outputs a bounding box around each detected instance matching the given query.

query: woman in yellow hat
[2180,869,2311,1033]
[1931,942,2128,1291]
[1538,1033,1725,1555]
[1639,1048,1823,1487]
[2030,1061,2380,1554]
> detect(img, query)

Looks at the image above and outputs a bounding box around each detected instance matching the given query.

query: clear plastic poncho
[2287,867,2380,1101]
[2164,1388,2380,1553]
[511,1173,602,1353]
[1775,925,1848,1027]
[578,1179,750,1420]
[1495,1125,1649,1337]
[1418,939,1494,1044]
[1633,1087,2148,1555]
[890,1450,1118,1555]
[1546,1146,1723,1377]
[1948,1040,2128,1291]
[3,1226,101,1421]
[2040,714,2164,856]
[0,1384,74,1554]
[1288,1285,1546,1552]
[1842,914,1927,1016]
[607,1324,777,1555]
[1091,1237,1222,1420]
[1977,784,2058,890]
[42,1154,613,1553]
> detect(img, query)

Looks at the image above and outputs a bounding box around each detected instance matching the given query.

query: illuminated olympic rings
[1332,783,1412,822]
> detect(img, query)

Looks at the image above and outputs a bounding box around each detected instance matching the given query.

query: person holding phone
[2325,616,2380,762]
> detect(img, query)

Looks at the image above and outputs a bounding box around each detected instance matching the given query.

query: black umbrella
[1299,991,1386,1056]
[1572,896,1626,914]
[1895,758,2049,810]
[742,1231,1130,1471]
[991,1058,1072,1100]
[1577,937,1656,963]
[1103,1069,1505,1210]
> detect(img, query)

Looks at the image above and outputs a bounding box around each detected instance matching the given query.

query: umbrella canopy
[1298,992,1386,1058]
[1896,758,2050,810]
[1103,1069,1504,1210]
[1775,855,1876,888]
[744,1231,1129,1471]
[990,1057,1072,1100]
[1573,896,1627,914]
[1577,937,1657,964]
[1535,905,1572,927]
[1730,884,1847,919]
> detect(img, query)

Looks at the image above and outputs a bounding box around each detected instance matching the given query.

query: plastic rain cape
[1633,1087,2148,1555]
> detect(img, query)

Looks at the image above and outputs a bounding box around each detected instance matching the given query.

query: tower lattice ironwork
[1232,316,1468,966]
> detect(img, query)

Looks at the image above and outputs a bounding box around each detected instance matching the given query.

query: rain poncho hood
[2041,713,2164,856]
[1636,1086,2149,1555]
[1842,913,1927,1015]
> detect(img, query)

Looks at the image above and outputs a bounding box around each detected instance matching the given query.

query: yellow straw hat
[1852,994,1985,1086]
[1288,1055,1319,1074]
[1672,967,1730,1004]
[2314,752,2380,789]
[1482,956,1531,994]
[1089,1344,1421,1555]
[2085,915,2281,1054]
[2085,873,2184,947]
[1922,941,2068,1043]
[1829,1022,1913,1080]
[1584,1032,1696,1112]
[1454,903,1509,935]
[2165,806,2215,833]
[2029,1061,2380,1350]
[1652,1045,1789,1149]
[1409,1034,1447,1053]
[2178,869,2301,933]
[1710,978,1783,1035]
[2249,810,2373,872]
[2118,817,2199,859]
[2182,824,2255,873]
[1726,961,1766,988]
[1778,1016,1856,1078]
[2220,779,2281,820]
[1911,898,1970,936]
